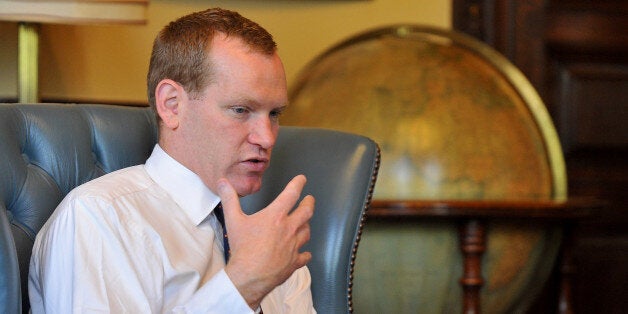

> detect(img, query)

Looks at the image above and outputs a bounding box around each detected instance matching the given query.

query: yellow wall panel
[0,0,450,103]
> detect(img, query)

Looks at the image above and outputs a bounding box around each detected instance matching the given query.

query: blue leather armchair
[0,103,380,313]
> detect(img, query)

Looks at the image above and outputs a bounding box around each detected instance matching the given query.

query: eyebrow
[274,104,289,112]
[231,96,288,110]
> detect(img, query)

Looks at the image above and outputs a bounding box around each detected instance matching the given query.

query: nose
[248,116,277,150]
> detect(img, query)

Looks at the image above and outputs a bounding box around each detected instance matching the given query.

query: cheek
[211,128,248,165]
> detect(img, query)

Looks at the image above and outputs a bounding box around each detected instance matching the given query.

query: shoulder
[41,165,158,233]
[75,165,154,200]
[32,164,168,266]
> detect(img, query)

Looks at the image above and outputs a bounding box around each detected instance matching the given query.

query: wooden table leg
[459,219,486,314]
[558,223,575,314]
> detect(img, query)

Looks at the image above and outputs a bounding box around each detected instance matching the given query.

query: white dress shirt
[29,144,316,313]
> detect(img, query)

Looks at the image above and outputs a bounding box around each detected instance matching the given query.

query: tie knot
[214,203,225,226]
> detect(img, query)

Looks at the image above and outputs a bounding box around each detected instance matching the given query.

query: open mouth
[246,157,267,164]
[243,157,269,171]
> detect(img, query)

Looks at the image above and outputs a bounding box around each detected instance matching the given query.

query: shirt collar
[145,144,220,226]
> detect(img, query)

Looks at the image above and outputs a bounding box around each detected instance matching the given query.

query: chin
[234,179,263,197]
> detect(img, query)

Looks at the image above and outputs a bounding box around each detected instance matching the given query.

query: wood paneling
[554,65,628,150]
[453,0,628,312]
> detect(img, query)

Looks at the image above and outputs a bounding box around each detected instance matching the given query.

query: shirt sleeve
[174,269,254,313]
[260,266,317,313]
[28,193,255,314]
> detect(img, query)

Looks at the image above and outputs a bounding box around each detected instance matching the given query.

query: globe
[283,25,566,313]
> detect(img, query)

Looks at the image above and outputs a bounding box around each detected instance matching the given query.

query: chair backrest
[0,103,158,313]
[241,127,380,313]
[0,103,380,314]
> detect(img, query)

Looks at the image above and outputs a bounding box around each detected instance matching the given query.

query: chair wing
[241,127,380,314]
[0,103,158,313]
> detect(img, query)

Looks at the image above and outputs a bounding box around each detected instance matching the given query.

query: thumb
[216,179,244,224]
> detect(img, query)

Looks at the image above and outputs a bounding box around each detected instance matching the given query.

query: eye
[270,110,282,121]
[270,107,286,122]
[231,106,249,115]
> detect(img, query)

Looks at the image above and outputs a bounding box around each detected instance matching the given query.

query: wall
[0,0,451,103]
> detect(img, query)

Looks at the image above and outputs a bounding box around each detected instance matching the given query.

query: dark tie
[214,203,264,313]
[213,203,231,263]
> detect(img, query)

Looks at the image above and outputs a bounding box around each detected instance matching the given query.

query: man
[29,8,316,313]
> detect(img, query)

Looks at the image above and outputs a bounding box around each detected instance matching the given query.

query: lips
[241,157,269,172]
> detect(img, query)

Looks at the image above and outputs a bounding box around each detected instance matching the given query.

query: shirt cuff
[180,268,254,313]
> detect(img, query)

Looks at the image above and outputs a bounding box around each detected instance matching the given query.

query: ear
[155,79,185,129]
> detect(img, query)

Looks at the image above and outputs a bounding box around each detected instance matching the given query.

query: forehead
[208,34,271,70]
[203,35,287,104]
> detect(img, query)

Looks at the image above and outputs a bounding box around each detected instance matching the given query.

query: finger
[267,175,307,214]
[216,178,244,223]
[294,222,311,249]
[289,195,315,225]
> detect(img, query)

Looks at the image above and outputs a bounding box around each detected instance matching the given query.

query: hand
[216,175,315,309]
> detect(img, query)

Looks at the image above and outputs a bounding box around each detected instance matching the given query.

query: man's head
[147,8,277,111]
[147,8,288,196]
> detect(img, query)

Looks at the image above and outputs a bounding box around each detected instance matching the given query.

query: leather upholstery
[0,103,380,314]
[241,127,380,313]
[0,103,158,313]
[0,209,21,313]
